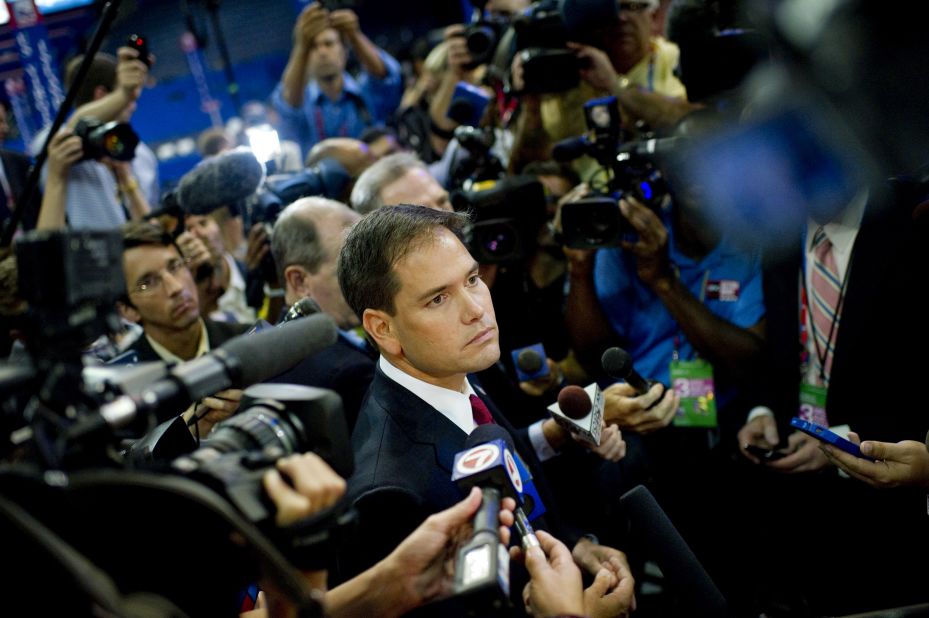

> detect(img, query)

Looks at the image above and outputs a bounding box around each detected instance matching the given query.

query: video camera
[73,117,140,162]
[461,15,510,70]
[247,158,351,230]
[555,96,672,248]
[512,0,580,93]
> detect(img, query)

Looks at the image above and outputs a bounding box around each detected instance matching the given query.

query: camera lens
[205,402,303,456]
[467,26,495,58]
[473,220,518,258]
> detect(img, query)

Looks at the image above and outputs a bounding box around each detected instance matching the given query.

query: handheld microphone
[278,297,321,325]
[620,485,727,617]
[69,314,338,441]
[510,343,550,382]
[177,147,264,216]
[450,425,524,609]
[546,384,604,445]
[602,346,662,397]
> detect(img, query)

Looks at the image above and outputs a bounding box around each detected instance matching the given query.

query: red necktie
[469,394,495,426]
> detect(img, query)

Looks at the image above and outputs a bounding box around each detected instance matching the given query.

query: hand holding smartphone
[744,444,788,462]
[790,417,875,461]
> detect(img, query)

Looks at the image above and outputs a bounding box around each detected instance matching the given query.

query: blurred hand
[583,556,636,618]
[294,2,330,48]
[737,414,781,463]
[821,434,929,489]
[765,430,830,473]
[264,452,347,527]
[115,46,149,101]
[192,388,242,436]
[444,25,473,77]
[618,198,674,289]
[380,487,516,608]
[328,9,360,38]
[520,530,585,617]
[510,51,526,92]
[578,423,627,462]
[603,381,679,434]
[46,129,83,179]
[568,42,619,93]
[245,223,270,272]
[175,231,212,272]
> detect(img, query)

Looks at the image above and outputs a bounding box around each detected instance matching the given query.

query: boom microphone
[177,147,265,216]
[601,346,652,396]
[620,485,727,617]
[69,314,338,440]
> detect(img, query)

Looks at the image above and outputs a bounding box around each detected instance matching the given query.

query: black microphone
[515,347,543,375]
[552,135,591,163]
[601,346,654,396]
[619,485,727,617]
[69,314,337,440]
[278,297,321,325]
[177,147,264,215]
[461,425,539,549]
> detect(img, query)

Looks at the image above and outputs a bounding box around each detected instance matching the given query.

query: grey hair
[271,196,359,284]
[349,152,428,215]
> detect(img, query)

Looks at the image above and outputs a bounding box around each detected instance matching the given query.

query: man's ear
[363,308,400,357]
[116,300,140,324]
[283,265,312,299]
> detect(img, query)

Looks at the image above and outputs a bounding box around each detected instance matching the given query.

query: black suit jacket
[124,319,250,365]
[267,333,375,433]
[1,149,39,230]
[339,367,569,589]
[760,182,929,442]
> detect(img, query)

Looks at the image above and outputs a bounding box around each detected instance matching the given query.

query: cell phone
[744,444,787,462]
[127,34,151,67]
[789,417,874,460]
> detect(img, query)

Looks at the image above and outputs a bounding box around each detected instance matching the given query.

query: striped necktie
[809,227,842,384]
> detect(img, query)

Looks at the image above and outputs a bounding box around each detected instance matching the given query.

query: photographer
[271,2,402,160]
[31,45,156,230]
[508,0,697,178]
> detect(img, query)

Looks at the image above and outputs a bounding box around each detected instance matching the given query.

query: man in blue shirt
[271,3,403,161]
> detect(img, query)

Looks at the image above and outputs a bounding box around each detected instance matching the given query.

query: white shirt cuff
[746,406,774,423]
[529,419,559,462]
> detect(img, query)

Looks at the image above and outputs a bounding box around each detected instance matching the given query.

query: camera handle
[0,0,125,247]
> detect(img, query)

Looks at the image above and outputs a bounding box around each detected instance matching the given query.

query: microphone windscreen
[177,147,264,216]
[466,423,515,452]
[601,346,633,379]
[557,385,592,420]
[620,485,728,617]
[221,313,338,386]
[516,348,543,374]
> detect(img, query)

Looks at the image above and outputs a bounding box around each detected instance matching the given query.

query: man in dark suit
[117,221,249,431]
[266,196,375,431]
[0,146,39,231]
[736,180,929,615]
[336,205,635,615]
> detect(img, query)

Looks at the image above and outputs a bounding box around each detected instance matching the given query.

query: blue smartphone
[790,417,874,460]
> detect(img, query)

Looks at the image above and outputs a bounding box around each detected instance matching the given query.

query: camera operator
[117,221,249,434]
[508,0,697,177]
[31,46,157,230]
[271,2,403,161]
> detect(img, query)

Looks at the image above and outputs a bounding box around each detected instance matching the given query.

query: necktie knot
[469,394,495,426]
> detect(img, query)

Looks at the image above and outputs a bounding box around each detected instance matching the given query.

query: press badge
[704,280,740,302]
[670,359,717,427]
[798,383,828,427]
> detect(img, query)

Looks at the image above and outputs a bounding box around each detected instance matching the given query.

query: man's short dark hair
[64,53,118,107]
[119,221,181,302]
[338,205,469,319]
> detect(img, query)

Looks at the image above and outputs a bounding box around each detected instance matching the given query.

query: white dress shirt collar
[378,356,477,435]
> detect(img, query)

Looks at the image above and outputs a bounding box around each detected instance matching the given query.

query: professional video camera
[555,96,672,248]
[512,0,579,93]
[247,157,351,230]
[73,117,140,162]
[461,15,510,70]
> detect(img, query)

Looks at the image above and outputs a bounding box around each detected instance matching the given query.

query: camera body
[513,1,579,93]
[462,16,509,69]
[73,117,140,162]
[452,174,548,263]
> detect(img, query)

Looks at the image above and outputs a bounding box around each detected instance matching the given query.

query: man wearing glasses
[117,221,249,433]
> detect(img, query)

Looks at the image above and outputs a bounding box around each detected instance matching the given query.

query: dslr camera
[73,117,140,162]
[512,0,580,93]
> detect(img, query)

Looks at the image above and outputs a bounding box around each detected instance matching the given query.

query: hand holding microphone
[601,347,679,434]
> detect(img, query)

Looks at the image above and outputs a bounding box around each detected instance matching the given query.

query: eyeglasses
[619,1,652,12]
[130,257,191,294]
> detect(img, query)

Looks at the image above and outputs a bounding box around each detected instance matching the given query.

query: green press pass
[670,335,717,428]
